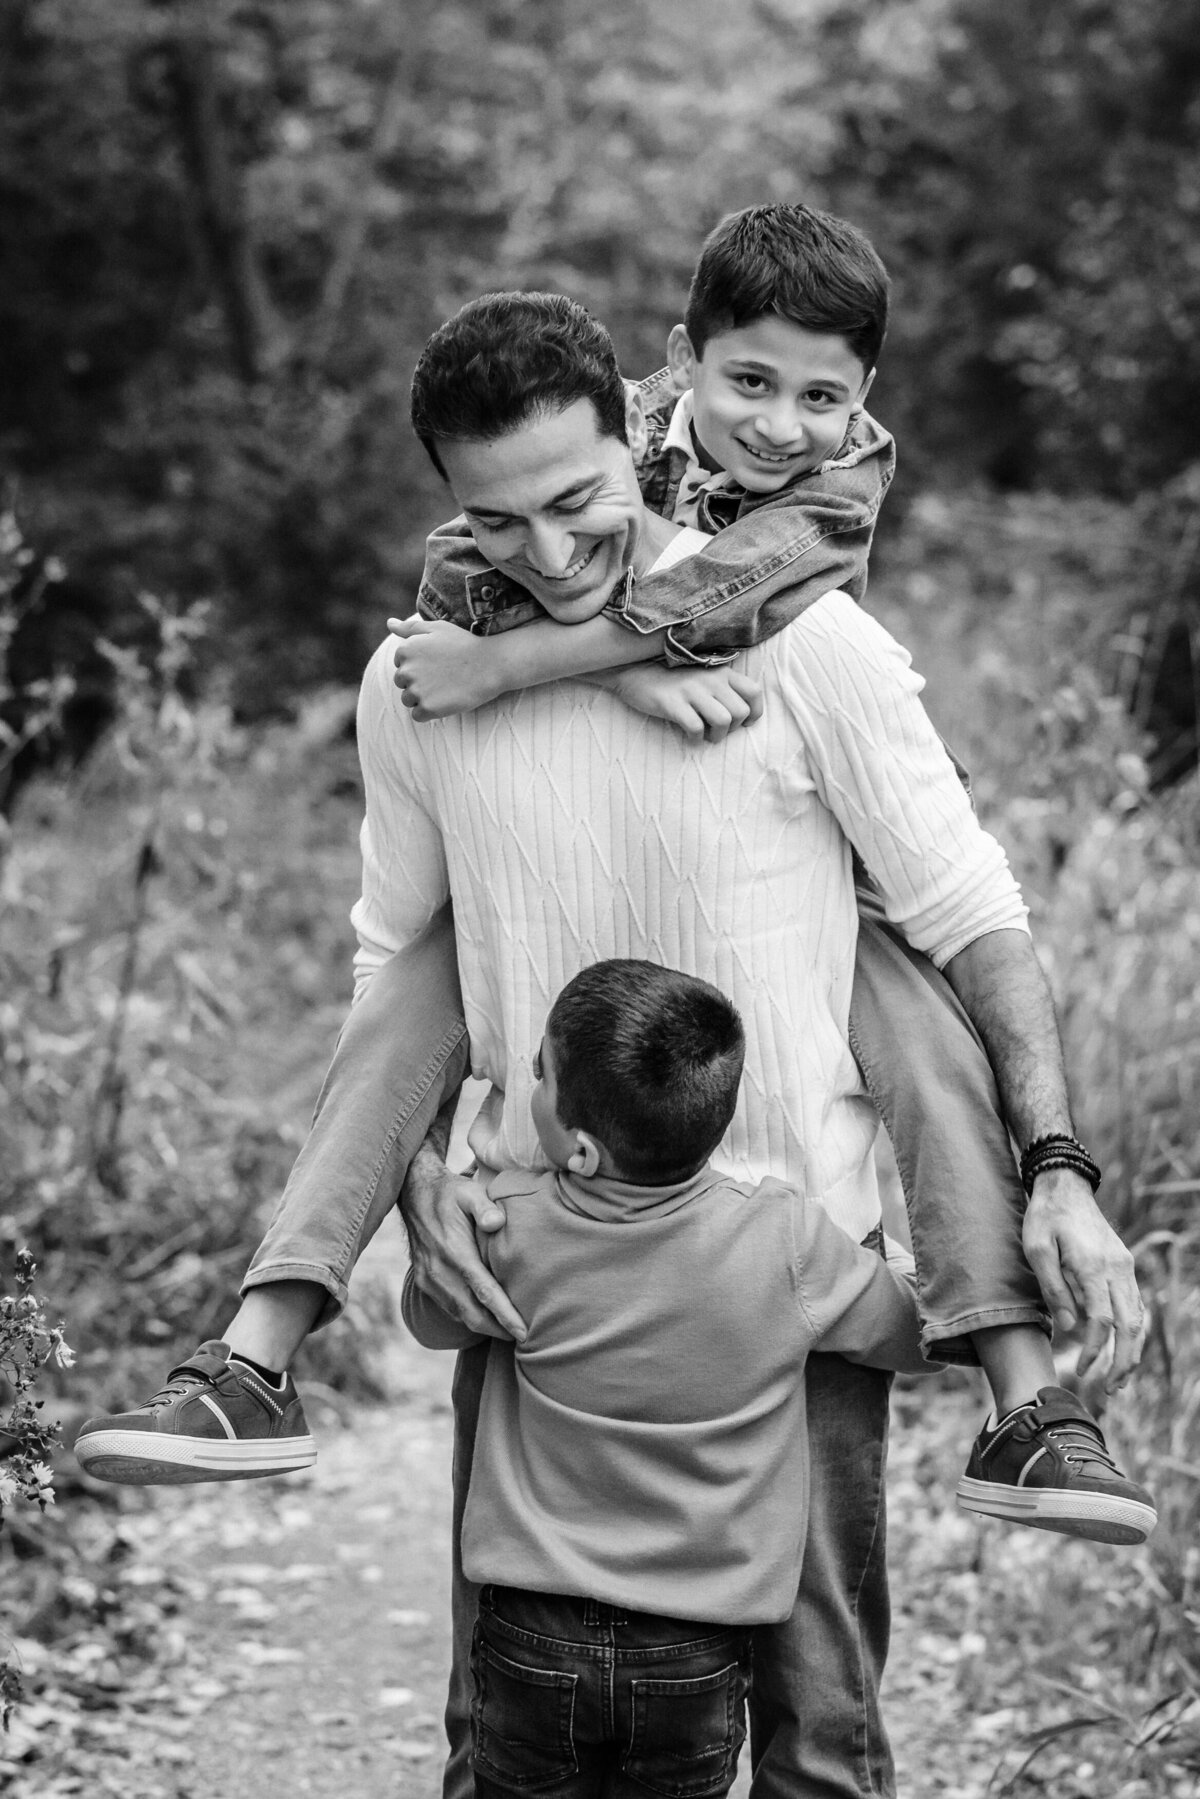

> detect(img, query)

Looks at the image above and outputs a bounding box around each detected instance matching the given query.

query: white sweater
[351,591,1028,1239]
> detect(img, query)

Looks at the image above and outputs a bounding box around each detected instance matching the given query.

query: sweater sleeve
[792,1198,934,1374]
[779,592,1029,968]
[349,639,452,998]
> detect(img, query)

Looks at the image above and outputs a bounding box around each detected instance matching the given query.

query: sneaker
[957,1385,1156,1545]
[73,1341,317,1486]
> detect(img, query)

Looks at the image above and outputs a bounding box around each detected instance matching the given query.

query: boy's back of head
[685,202,890,374]
[547,960,745,1185]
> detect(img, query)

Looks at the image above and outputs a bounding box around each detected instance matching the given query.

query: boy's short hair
[410,291,629,480]
[685,203,889,373]
[547,960,745,1184]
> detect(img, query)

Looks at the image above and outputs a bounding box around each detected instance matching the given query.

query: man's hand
[399,1138,527,1341]
[389,615,502,721]
[1022,1166,1145,1390]
[593,663,764,742]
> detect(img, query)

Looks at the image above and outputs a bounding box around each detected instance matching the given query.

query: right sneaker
[957,1385,1156,1545]
[73,1341,317,1486]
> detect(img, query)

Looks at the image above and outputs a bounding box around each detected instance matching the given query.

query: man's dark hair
[410,291,629,480]
[684,203,890,373]
[546,960,746,1185]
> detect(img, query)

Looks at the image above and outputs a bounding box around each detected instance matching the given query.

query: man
[365,294,1142,1798]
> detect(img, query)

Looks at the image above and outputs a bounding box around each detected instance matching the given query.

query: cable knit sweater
[351,590,1028,1238]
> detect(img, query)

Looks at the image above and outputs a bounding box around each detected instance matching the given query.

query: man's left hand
[1022,1166,1146,1390]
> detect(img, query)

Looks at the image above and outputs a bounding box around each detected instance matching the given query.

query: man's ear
[624,383,649,461]
[566,1132,602,1179]
[851,366,877,419]
[666,324,696,393]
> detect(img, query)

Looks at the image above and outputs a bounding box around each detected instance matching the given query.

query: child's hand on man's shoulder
[389,616,504,721]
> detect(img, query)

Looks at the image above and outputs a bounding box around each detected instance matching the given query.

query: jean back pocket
[624,1657,749,1798]
[472,1634,579,1791]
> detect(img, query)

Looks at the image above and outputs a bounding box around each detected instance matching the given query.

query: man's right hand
[400,1139,528,1341]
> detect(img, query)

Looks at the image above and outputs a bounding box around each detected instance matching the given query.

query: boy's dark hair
[546,960,745,1184]
[410,291,629,480]
[684,203,889,373]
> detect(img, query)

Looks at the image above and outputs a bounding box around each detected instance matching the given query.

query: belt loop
[584,1597,599,1628]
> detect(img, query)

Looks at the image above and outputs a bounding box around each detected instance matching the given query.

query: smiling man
[357,293,1143,1799]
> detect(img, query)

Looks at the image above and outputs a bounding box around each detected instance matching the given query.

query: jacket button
[480,585,496,601]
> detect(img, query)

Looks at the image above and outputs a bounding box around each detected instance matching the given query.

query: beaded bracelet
[1019,1132,1102,1196]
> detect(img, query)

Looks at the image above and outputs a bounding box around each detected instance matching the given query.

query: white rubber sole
[956,1475,1156,1546]
[74,1428,318,1487]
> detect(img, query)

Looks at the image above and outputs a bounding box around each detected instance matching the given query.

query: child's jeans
[470,1585,752,1799]
[243,901,1049,1363]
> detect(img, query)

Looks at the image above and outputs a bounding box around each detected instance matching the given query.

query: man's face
[668,316,874,495]
[438,397,648,625]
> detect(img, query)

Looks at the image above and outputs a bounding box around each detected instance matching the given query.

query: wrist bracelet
[1020,1132,1102,1196]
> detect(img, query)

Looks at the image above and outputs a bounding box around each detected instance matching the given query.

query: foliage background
[1,0,1198,1791]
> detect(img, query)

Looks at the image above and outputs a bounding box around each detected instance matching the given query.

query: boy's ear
[666,324,696,393]
[566,1132,602,1180]
[851,366,877,418]
[624,383,649,461]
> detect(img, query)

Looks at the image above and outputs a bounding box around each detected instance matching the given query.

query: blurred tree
[0,0,1195,731]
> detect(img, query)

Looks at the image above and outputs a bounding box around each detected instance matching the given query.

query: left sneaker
[956,1385,1157,1545]
[73,1341,317,1486]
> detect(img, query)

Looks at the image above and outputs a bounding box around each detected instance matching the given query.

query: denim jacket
[416,369,896,668]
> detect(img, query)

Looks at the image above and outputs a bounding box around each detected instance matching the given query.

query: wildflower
[50,1330,75,1370]
[0,1472,18,1507]
[28,1463,55,1506]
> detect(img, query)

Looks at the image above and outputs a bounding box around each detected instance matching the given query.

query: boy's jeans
[469,1584,752,1798]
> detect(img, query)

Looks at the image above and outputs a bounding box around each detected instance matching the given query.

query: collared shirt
[658,389,738,529]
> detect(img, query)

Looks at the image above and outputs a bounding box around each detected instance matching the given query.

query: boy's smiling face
[438,395,650,625]
[668,315,875,495]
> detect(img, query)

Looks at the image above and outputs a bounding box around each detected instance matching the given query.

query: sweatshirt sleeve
[349,639,452,998]
[401,1267,485,1351]
[778,592,1029,967]
[792,1198,935,1375]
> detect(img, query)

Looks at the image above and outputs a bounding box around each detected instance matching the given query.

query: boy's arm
[390,612,764,740]
[620,412,895,668]
[794,1198,934,1375]
[401,1264,486,1351]
[393,415,891,712]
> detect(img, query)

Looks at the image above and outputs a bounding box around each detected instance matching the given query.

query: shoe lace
[1041,1420,1119,1473]
[143,1367,215,1409]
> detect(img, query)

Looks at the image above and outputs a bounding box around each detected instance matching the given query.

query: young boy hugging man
[403,958,936,1799]
[77,211,1153,1548]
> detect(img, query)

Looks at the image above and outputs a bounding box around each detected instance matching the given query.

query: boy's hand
[389,615,503,721]
[595,664,764,742]
[399,1138,528,1342]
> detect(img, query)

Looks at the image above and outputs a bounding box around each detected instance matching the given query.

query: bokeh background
[1,1,1198,1793]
